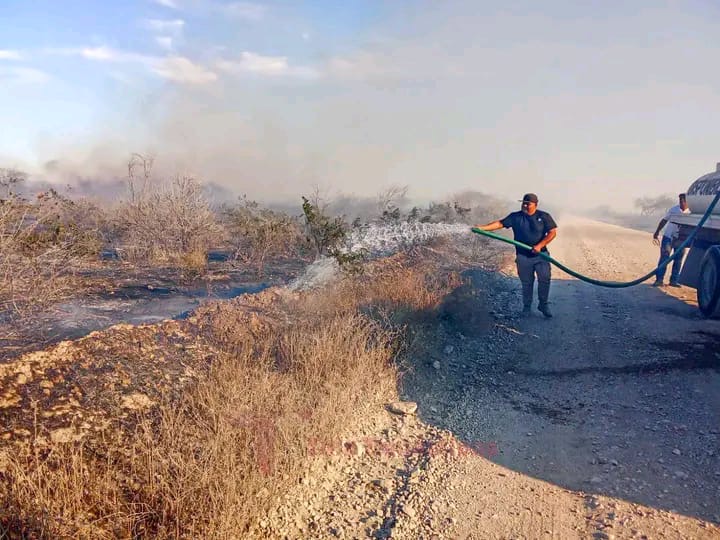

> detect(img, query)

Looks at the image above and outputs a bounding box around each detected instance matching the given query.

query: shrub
[224,197,304,276]
[0,188,105,317]
[116,156,220,271]
[301,196,348,257]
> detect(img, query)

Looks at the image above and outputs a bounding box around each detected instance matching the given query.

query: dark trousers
[656,236,686,284]
[516,254,551,308]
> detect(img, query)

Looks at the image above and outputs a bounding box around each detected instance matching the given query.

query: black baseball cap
[520,193,539,204]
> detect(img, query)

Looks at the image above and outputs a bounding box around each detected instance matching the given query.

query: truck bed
[668,213,720,230]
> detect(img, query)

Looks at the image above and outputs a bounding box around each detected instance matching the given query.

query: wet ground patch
[436,282,494,338]
[514,330,720,378]
[650,330,720,372]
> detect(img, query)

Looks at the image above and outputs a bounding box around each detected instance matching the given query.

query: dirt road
[492,215,720,518]
[421,217,720,538]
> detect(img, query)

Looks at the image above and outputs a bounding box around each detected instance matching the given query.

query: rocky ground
[0,287,287,449]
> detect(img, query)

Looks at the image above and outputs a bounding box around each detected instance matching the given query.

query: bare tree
[373,185,407,224]
[309,184,331,216]
[376,185,408,213]
[127,153,155,204]
[634,194,675,216]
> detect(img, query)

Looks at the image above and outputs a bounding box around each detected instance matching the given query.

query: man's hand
[653,219,667,245]
[532,228,556,254]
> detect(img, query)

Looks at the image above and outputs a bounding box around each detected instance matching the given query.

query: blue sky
[0,1,389,157]
[1,1,720,208]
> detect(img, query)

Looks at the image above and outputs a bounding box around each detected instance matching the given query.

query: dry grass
[2,315,393,538]
[0,256,462,538]
[303,254,463,324]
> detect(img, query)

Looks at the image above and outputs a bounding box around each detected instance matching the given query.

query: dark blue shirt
[500,210,557,257]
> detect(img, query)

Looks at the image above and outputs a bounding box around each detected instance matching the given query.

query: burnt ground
[0,252,308,362]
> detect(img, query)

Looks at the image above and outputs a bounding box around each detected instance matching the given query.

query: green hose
[471,192,720,288]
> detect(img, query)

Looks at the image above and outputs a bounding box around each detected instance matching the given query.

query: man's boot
[538,304,553,318]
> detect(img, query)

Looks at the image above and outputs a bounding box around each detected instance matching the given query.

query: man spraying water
[474,193,558,317]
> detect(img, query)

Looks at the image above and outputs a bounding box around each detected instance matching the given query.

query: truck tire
[697,246,720,318]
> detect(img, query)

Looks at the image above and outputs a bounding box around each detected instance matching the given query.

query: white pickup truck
[670,163,720,318]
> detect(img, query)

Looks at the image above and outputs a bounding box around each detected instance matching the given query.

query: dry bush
[302,256,463,325]
[404,191,510,226]
[2,441,130,538]
[116,155,220,272]
[0,190,106,318]
[28,190,108,256]
[0,167,26,199]
[0,313,395,538]
[223,197,306,276]
[118,174,219,267]
[360,263,462,312]
[1,293,429,537]
[450,190,510,225]
[134,314,393,538]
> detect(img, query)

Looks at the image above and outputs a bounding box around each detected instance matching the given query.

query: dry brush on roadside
[0,250,465,538]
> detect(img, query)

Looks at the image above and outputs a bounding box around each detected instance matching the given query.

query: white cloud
[143,18,185,35]
[79,46,154,65]
[48,46,215,85]
[153,0,179,8]
[217,51,319,79]
[81,46,117,61]
[156,36,174,51]
[222,51,287,75]
[219,2,266,21]
[153,56,218,84]
[0,50,22,61]
[46,46,147,64]
[0,66,49,86]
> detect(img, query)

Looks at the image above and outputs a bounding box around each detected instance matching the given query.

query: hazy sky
[1,0,719,210]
